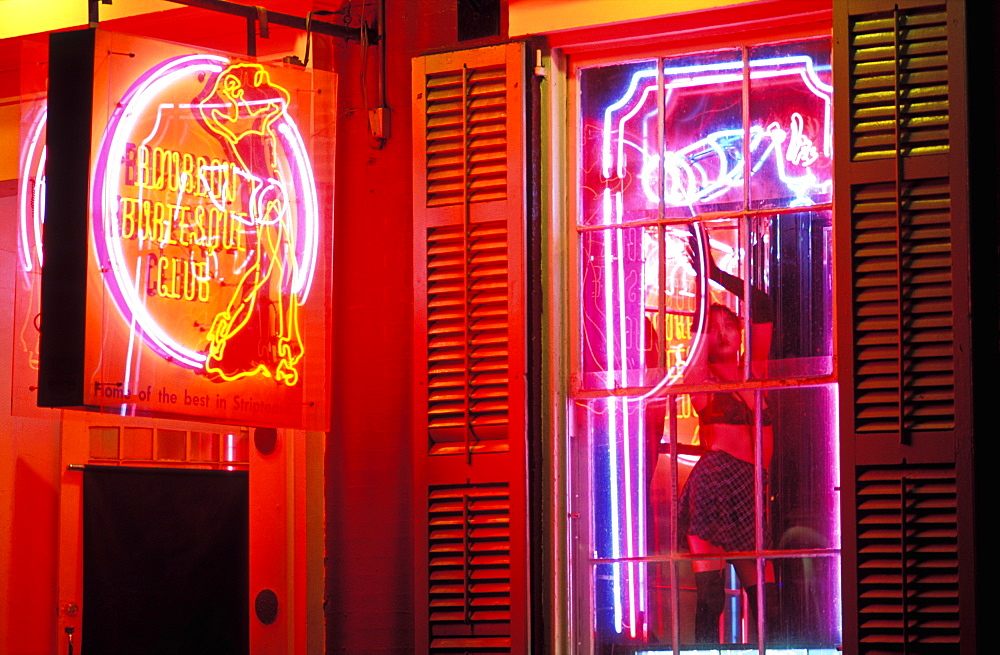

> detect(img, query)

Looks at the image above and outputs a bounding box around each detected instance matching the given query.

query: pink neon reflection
[18,107,46,274]
[601,55,832,210]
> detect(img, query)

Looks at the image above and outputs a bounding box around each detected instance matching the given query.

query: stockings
[694,569,725,642]
[745,582,780,643]
[694,571,780,644]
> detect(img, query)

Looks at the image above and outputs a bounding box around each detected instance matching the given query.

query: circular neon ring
[91,55,319,370]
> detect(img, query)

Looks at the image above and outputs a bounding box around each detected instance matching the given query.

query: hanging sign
[38,29,334,430]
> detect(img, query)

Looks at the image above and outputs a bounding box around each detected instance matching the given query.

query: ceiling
[0,0,374,97]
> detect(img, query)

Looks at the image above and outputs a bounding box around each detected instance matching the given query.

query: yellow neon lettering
[137,145,151,189]
[176,205,192,247]
[678,393,692,419]
[181,152,195,194]
[120,197,136,239]
[192,205,207,249]
[124,143,138,186]
[145,254,158,296]
[151,147,167,191]
[182,258,196,302]
[152,201,170,244]
[193,156,209,199]
[195,260,210,302]
[171,258,184,299]
[136,198,153,241]
[156,255,171,297]
[170,150,181,192]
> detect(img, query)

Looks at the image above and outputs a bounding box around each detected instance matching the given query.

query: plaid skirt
[678,450,764,552]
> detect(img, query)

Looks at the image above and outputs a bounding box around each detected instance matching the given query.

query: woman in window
[680,248,774,643]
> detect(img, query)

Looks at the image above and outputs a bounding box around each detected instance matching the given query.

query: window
[568,37,840,652]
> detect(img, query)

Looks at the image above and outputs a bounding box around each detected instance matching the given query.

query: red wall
[0,2,470,652]
[324,1,462,650]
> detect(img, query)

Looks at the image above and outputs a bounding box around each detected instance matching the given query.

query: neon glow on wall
[90,55,319,387]
[584,48,835,641]
[18,106,46,275]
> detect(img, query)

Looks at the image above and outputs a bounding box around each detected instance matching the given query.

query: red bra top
[699,390,774,427]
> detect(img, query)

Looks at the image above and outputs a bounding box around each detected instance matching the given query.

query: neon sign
[37,29,332,429]
[19,107,46,275]
[14,104,47,382]
[92,55,318,386]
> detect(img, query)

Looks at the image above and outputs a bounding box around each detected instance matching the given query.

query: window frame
[559,23,841,654]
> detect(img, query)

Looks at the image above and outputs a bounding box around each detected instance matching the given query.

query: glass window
[571,38,839,653]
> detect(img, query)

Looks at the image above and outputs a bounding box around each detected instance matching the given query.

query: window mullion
[741,45,754,378]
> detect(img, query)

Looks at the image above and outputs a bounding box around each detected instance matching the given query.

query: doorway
[81,466,248,655]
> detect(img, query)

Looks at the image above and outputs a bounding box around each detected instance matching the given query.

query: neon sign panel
[91,55,319,386]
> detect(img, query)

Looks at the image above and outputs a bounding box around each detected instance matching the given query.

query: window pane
[189,430,221,462]
[89,427,120,460]
[121,427,153,460]
[580,225,661,390]
[222,430,249,463]
[661,50,744,216]
[766,555,842,649]
[155,428,186,461]
[752,211,834,379]
[749,39,833,210]
[768,385,840,552]
[648,394,708,558]
[574,396,648,560]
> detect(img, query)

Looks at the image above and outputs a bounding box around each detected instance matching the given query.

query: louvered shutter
[855,465,959,647]
[834,1,975,651]
[413,43,528,655]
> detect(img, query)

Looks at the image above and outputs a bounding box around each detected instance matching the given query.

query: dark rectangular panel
[38,28,96,408]
[83,466,249,654]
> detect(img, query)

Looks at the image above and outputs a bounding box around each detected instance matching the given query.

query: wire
[360,1,369,114]
[303,11,313,66]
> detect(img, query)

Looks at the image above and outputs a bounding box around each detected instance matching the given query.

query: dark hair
[708,303,740,331]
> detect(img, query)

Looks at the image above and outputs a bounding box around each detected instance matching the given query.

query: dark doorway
[83,466,248,655]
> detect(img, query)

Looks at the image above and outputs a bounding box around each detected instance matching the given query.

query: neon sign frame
[602,54,833,212]
[37,28,333,430]
[91,54,319,378]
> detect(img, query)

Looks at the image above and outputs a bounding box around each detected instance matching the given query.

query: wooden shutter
[413,43,528,655]
[835,1,976,652]
[855,465,959,647]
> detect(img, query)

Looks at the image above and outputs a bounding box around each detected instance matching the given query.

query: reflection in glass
[749,40,833,210]
[765,555,842,649]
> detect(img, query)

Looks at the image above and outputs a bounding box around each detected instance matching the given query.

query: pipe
[157,0,378,43]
